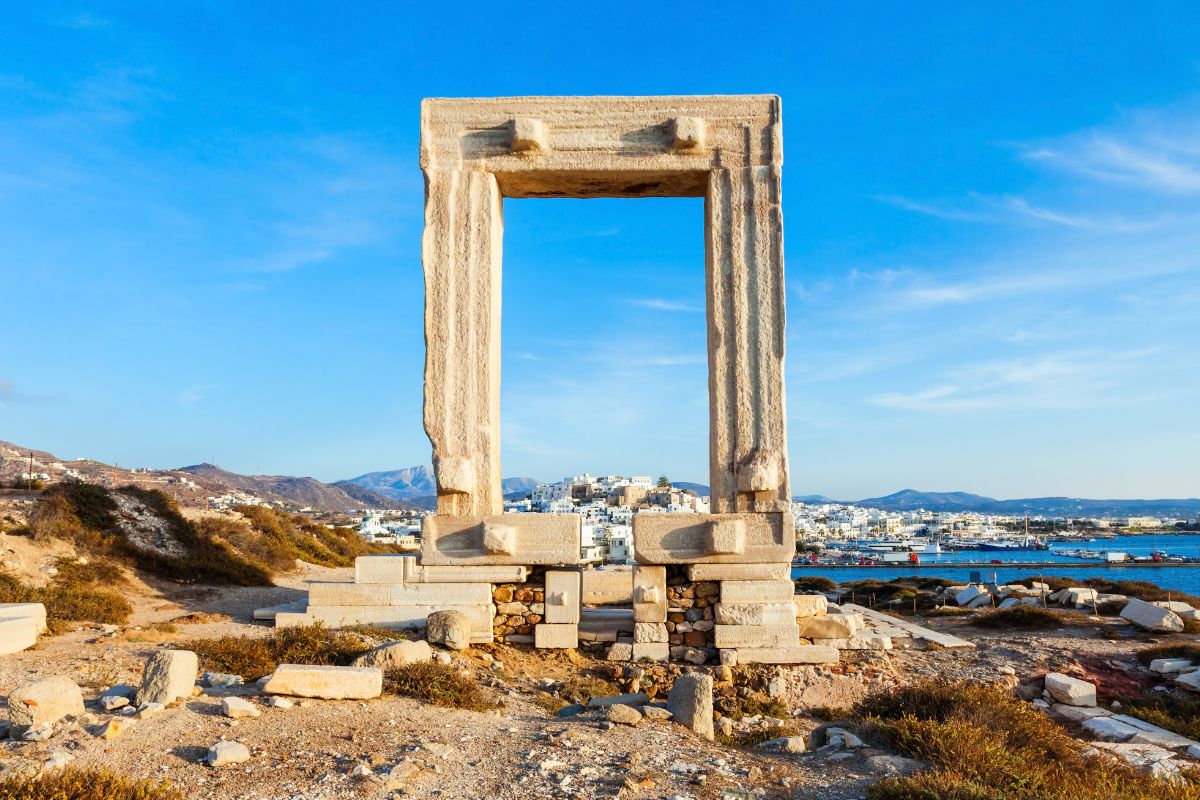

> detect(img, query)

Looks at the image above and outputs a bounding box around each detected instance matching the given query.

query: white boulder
[1044,672,1097,707]
[1120,598,1184,632]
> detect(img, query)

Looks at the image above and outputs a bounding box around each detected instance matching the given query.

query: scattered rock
[263,664,383,700]
[555,704,586,718]
[7,675,84,731]
[1120,598,1184,633]
[756,736,807,753]
[604,704,642,726]
[865,755,924,776]
[1082,716,1140,742]
[206,740,251,767]
[642,706,672,721]
[266,696,293,709]
[221,697,261,719]
[1044,673,1097,707]
[666,672,714,741]
[426,610,471,650]
[386,760,421,787]
[203,672,244,689]
[587,693,649,707]
[138,650,199,707]
[95,719,127,740]
[352,639,432,669]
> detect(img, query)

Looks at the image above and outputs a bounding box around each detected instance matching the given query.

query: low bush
[794,576,837,593]
[1136,643,1200,666]
[554,674,622,705]
[384,662,495,711]
[186,624,372,679]
[729,690,789,720]
[926,605,972,617]
[854,680,1200,800]
[969,606,1078,630]
[0,767,182,800]
[232,506,400,570]
[0,570,131,633]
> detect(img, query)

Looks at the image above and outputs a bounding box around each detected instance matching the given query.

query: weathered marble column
[422,168,504,517]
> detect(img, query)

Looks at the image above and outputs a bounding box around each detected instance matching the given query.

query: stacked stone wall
[492,582,545,641]
[665,568,718,664]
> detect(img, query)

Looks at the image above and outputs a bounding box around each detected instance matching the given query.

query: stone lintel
[421,514,581,566]
[633,512,795,564]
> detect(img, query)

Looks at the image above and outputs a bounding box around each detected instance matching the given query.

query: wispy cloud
[878,192,1168,232]
[645,354,705,366]
[176,384,209,407]
[0,379,12,407]
[627,297,703,313]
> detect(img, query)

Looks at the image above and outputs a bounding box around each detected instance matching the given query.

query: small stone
[865,755,924,776]
[7,675,85,731]
[206,740,251,767]
[1044,673,1097,707]
[203,672,244,688]
[267,696,293,709]
[221,697,261,719]
[43,751,74,770]
[95,719,127,740]
[642,706,672,721]
[352,639,432,669]
[137,702,165,719]
[22,722,53,741]
[386,759,421,787]
[604,704,642,726]
[756,736,807,753]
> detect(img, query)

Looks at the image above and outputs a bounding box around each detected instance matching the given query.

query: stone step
[276,604,494,643]
[307,581,492,607]
[840,603,975,649]
[726,645,839,665]
[354,555,528,585]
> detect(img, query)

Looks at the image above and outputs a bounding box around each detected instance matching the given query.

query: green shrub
[855,680,1200,800]
[384,662,495,711]
[1120,695,1200,740]
[186,624,372,679]
[0,767,181,800]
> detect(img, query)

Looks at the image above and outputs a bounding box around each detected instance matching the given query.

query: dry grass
[232,506,403,570]
[186,624,372,680]
[383,662,496,711]
[927,605,973,617]
[969,606,1079,630]
[1137,643,1200,665]
[0,570,131,633]
[1120,695,1200,741]
[855,680,1200,800]
[554,674,622,705]
[0,768,182,800]
[717,721,803,747]
[729,690,790,720]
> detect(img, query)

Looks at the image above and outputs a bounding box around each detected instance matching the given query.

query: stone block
[1175,670,1200,692]
[534,623,577,649]
[719,580,794,604]
[510,117,547,152]
[1082,716,1140,742]
[1065,588,1098,607]
[671,116,705,151]
[633,566,667,623]
[263,665,382,699]
[0,602,47,633]
[421,514,579,565]
[277,604,494,643]
[812,633,893,650]
[955,585,988,606]
[207,740,251,767]
[606,642,633,661]
[633,512,794,564]
[666,673,714,740]
[222,697,261,719]
[354,555,528,584]
[1150,658,1195,674]
[793,594,829,618]
[253,600,307,620]
[352,640,433,668]
[633,623,668,644]
[687,563,791,581]
[726,645,839,665]
[713,624,800,649]
[631,642,669,662]
[799,614,862,639]
[544,570,581,624]
[307,581,492,607]
[0,616,37,655]
[1044,672,1096,706]
[426,610,472,650]
[7,675,84,730]
[138,650,199,707]
[714,602,797,625]
[1121,598,1185,632]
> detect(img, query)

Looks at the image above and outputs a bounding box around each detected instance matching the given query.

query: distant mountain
[794,494,837,504]
[797,488,1200,517]
[178,464,412,512]
[855,489,996,511]
[343,466,541,503]
[672,481,710,496]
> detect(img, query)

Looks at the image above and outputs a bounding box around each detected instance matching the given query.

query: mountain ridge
[795,488,1200,517]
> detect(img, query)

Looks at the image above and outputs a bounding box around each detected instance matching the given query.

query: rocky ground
[2,532,1197,799]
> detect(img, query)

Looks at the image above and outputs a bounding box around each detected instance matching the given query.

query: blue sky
[2,3,1198,499]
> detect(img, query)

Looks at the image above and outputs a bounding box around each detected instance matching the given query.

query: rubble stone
[352,639,433,669]
[1121,598,1185,632]
[138,650,199,707]
[7,675,84,730]
[206,740,251,767]
[426,610,472,650]
[263,665,383,700]
[1044,673,1097,707]
[666,672,714,741]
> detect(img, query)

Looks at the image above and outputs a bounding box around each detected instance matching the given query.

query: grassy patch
[730,691,790,720]
[554,674,623,705]
[926,605,972,617]
[854,680,1200,800]
[233,505,401,570]
[384,662,495,711]
[0,571,131,633]
[969,606,1079,630]
[529,692,568,714]
[0,768,182,800]
[186,624,372,679]
[1136,643,1200,666]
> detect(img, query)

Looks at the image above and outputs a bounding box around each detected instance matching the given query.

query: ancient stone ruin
[270,95,865,664]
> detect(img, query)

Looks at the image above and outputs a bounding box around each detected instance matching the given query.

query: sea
[791,533,1200,596]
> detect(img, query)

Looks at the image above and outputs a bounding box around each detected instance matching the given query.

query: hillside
[179,463,411,512]
[795,487,1200,517]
